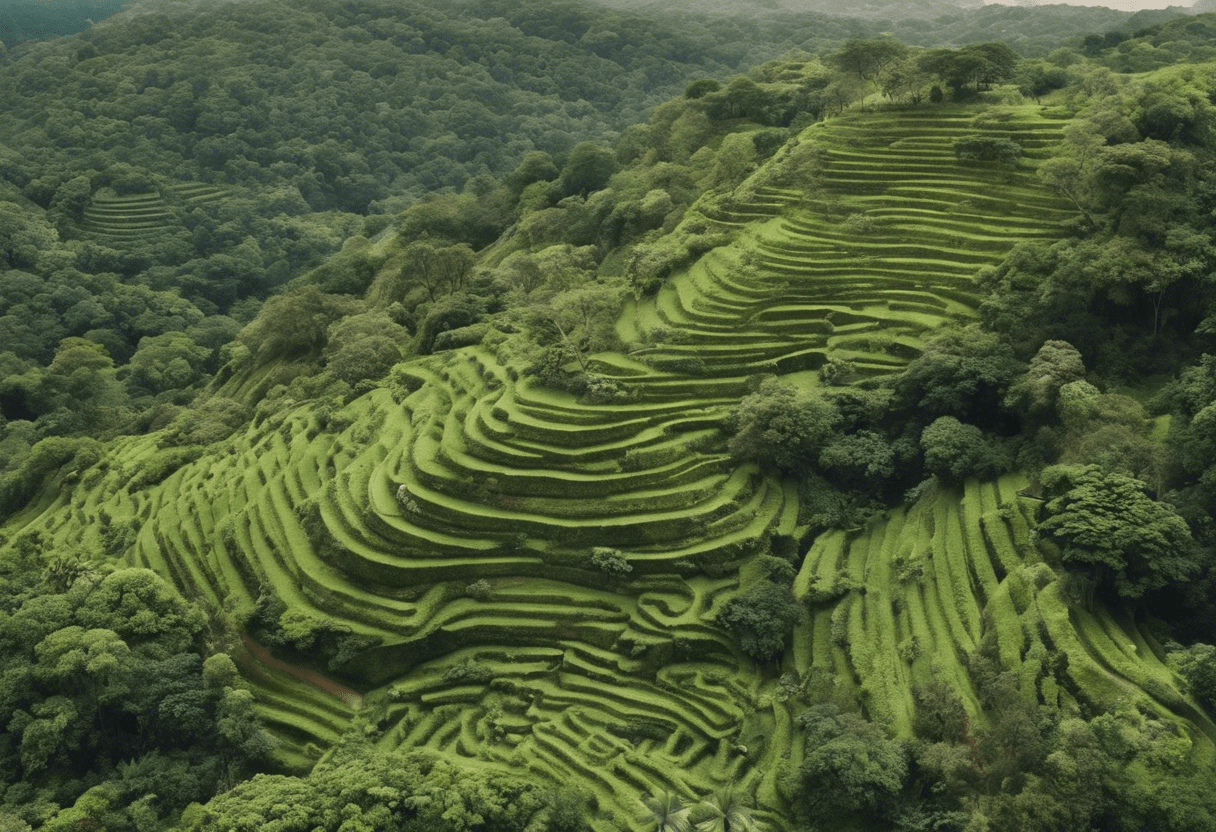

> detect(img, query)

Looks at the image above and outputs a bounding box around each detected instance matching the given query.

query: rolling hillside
[6,102,1212,829]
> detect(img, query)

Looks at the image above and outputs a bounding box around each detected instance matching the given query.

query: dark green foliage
[589,547,633,578]
[0,436,98,521]
[917,42,1018,96]
[716,582,800,661]
[303,238,384,296]
[1016,59,1070,101]
[726,378,837,473]
[832,37,910,80]
[559,142,619,198]
[238,287,363,366]
[506,152,560,195]
[1091,12,1216,71]
[0,565,270,830]
[920,416,1009,483]
[1005,340,1086,420]
[1170,642,1216,711]
[791,704,907,823]
[442,660,494,686]
[126,447,206,491]
[417,294,488,355]
[911,680,969,744]
[260,606,383,674]
[819,430,896,488]
[952,135,1022,166]
[891,326,1022,429]
[1039,464,1197,598]
[755,554,797,586]
[323,310,409,385]
[608,719,671,744]
[180,745,587,831]
[160,397,251,447]
[684,79,722,99]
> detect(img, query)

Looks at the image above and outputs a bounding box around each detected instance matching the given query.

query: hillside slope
[6,103,1211,829]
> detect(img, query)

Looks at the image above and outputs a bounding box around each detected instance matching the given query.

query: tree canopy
[1039,464,1197,598]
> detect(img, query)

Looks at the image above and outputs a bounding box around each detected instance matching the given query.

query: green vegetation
[0,563,273,830]
[7,6,1216,831]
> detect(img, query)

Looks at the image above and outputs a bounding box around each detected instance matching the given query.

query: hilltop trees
[917,43,1019,96]
[832,38,909,81]
[985,65,1216,369]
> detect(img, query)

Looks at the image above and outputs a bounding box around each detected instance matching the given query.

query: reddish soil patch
[239,633,364,710]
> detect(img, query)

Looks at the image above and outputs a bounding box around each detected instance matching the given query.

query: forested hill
[10,4,1216,831]
[0,0,1149,497]
[8,11,1216,827]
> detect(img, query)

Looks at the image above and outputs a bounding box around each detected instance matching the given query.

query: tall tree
[832,37,909,81]
[1039,464,1198,599]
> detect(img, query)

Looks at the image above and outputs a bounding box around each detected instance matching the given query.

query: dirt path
[239,633,364,710]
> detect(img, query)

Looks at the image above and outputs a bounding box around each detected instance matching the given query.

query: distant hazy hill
[601,0,982,19]
[0,0,130,45]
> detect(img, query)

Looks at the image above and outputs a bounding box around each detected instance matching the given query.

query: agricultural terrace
[11,103,1209,829]
[80,183,224,242]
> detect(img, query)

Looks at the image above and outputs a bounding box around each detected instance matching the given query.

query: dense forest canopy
[7,0,1216,830]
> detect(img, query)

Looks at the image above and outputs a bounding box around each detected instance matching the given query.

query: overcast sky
[992,0,1191,9]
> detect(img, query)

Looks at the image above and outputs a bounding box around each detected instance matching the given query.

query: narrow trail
[239,633,364,710]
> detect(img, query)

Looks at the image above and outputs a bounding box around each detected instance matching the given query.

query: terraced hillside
[792,475,1216,750]
[626,106,1073,382]
[80,183,224,242]
[12,104,1212,827]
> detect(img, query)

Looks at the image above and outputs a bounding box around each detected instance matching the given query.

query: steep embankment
[10,103,1209,828]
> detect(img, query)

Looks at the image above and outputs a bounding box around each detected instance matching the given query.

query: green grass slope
[10,101,1209,829]
[792,476,1216,746]
[630,104,1071,385]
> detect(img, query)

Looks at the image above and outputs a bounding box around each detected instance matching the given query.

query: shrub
[465,579,493,601]
[952,135,1022,166]
[443,660,494,686]
[806,573,861,606]
[757,554,797,586]
[607,720,670,744]
[727,378,838,473]
[0,437,99,521]
[920,416,1009,483]
[590,547,633,578]
[160,396,250,447]
[717,582,801,661]
[127,446,206,491]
